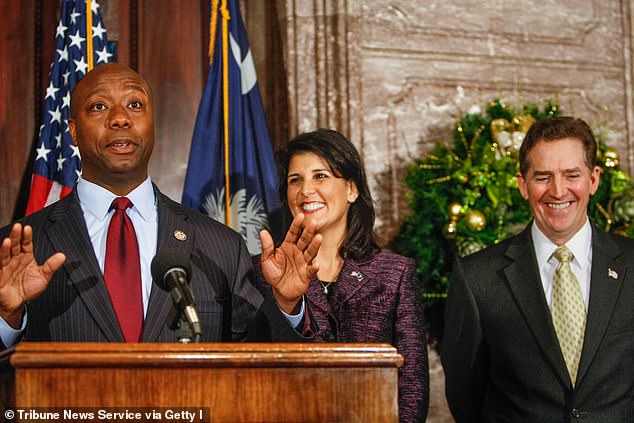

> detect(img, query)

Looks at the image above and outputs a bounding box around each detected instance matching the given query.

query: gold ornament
[513,115,536,133]
[491,117,532,157]
[448,202,463,220]
[465,210,486,231]
[604,147,619,169]
[490,118,511,143]
[442,221,458,239]
[510,131,526,152]
[444,202,463,238]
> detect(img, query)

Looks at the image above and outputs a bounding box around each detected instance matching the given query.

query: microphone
[151,251,202,341]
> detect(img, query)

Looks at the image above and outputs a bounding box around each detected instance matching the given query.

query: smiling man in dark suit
[442,116,634,422]
[0,63,320,345]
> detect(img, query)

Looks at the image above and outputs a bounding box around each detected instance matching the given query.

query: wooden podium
[1,342,402,422]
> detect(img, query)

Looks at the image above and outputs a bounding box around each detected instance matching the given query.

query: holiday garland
[393,99,634,306]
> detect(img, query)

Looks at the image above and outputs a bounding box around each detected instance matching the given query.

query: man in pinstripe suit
[0,63,319,345]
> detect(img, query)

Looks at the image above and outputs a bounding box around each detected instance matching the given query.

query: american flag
[26,0,112,215]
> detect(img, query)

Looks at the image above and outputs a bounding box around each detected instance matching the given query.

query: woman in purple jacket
[255,128,428,422]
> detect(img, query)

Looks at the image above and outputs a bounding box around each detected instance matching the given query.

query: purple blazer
[254,249,428,422]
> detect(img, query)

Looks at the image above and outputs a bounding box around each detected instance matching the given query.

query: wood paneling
[0,2,36,226]
[137,0,207,202]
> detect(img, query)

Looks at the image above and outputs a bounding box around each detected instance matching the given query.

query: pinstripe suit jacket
[1,187,300,343]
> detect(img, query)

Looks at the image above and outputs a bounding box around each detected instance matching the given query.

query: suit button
[322,330,336,341]
[571,409,581,418]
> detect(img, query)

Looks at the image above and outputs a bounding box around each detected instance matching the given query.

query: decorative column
[277,0,364,146]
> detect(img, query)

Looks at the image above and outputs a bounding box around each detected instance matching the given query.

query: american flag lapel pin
[608,268,618,280]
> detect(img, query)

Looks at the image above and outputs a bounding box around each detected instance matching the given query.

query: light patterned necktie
[551,246,586,386]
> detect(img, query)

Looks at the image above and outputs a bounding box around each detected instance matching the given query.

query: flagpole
[220,0,231,227]
[86,0,94,71]
[209,0,219,65]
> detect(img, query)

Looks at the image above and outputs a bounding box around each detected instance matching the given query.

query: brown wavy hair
[519,116,597,175]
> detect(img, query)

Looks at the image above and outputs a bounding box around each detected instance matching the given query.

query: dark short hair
[519,116,597,175]
[278,128,378,259]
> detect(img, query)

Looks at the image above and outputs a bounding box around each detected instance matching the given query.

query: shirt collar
[76,177,156,221]
[531,218,592,268]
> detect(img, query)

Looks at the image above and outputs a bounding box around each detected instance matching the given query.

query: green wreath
[393,99,634,307]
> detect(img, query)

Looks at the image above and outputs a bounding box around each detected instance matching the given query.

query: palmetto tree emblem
[203,188,268,254]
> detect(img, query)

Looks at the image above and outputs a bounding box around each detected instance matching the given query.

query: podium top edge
[13,342,397,353]
[9,342,404,368]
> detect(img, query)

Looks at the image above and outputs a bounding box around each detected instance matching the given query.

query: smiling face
[286,152,359,242]
[68,63,155,195]
[518,137,600,245]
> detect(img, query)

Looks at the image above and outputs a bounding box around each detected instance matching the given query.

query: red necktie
[104,197,143,342]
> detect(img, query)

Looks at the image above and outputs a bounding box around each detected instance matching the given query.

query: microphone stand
[166,291,202,343]
[175,317,194,343]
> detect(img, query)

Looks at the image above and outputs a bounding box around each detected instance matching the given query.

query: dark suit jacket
[254,249,429,423]
[442,223,634,422]
[0,187,301,343]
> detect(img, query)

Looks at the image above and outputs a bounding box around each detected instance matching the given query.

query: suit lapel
[307,279,333,315]
[141,189,194,341]
[576,226,625,384]
[46,191,124,342]
[307,259,369,316]
[332,259,369,308]
[503,228,570,386]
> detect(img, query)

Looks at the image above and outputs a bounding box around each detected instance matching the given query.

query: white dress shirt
[531,219,592,311]
[77,177,157,315]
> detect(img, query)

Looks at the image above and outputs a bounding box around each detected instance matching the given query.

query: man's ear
[68,118,78,146]
[347,180,359,203]
[517,171,529,200]
[589,166,601,195]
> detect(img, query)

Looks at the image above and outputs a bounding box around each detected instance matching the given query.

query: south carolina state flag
[182,0,281,254]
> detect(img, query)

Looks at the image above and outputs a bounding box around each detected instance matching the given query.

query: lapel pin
[351,271,364,282]
[174,230,187,241]
[608,268,618,280]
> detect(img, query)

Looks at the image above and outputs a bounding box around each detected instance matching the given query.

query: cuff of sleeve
[280,296,305,329]
[0,308,26,348]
